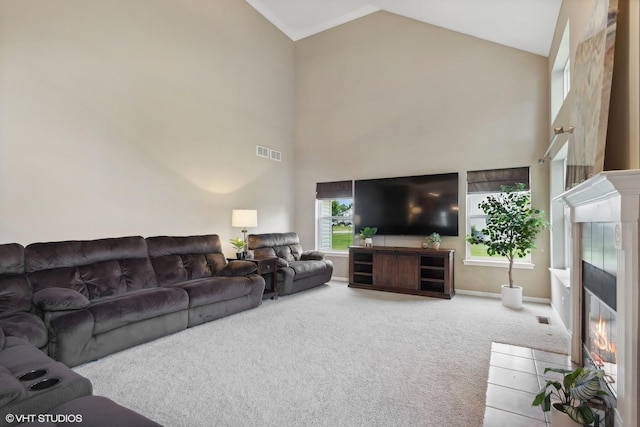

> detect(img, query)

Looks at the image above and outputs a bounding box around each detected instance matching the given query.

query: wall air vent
[256,145,269,158]
[270,149,282,162]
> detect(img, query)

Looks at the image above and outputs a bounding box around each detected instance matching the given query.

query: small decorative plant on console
[358,227,377,247]
[465,183,547,308]
[229,238,246,259]
[532,366,608,426]
[422,232,441,249]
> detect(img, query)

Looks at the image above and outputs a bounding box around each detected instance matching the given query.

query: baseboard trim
[456,289,550,304]
[331,276,348,282]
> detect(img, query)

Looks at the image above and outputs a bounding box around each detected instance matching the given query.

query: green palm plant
[532,367,608,424]
[229,238,245,252]
[358,227,378,239]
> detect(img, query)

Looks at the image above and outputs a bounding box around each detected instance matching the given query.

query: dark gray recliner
[248,232,333,296]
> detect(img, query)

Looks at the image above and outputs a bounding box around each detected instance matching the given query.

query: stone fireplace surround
[560,170,640,427]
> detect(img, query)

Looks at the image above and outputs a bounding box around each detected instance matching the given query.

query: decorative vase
[501,284,523,309]
[421,241,429,249]
[364,238,373,247]
[551,403,581,427]
[431,242,440,250]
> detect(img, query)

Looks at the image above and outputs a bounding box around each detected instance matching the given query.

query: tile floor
[483,342,575,427]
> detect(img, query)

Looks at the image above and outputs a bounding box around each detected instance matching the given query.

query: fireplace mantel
[560,170,640,427]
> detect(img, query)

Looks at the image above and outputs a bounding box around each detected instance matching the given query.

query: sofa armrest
[33,287,90,311]
[217,261,257,277]
[301,250,326,261]
[276,258,289,268]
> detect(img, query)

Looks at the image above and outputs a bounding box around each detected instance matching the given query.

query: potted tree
[358,227,378,247]
[466,183,547,308]
[229,238,246,259]
[532,366,608,426]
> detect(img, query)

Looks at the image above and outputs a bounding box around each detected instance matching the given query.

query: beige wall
[0,0,295,253]
[606,0,640,169]
[550,0,640,168]
[294,12,551,297]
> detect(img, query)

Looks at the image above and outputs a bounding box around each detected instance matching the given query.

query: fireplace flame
[592,316,617,364]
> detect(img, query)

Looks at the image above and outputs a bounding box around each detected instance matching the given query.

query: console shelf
[348,246,454,299]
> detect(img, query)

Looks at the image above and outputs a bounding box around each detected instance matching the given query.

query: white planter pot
[501,285,523,309]
[551,403,581,427]
[364,238,373,247]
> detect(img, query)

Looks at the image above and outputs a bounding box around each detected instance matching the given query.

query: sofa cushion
[289,243,303,260]
[172,277,254,308]
[0,276,31,316]
[251,247,277,259]
[0,243,25,276]
[33,288,90,311]
[301,250,325,261]
[88,287,188,335]
[273,245,295,262]
[146,235,228,286]
[0,313,48,349]
[0,337,52,373]
[0,327,4,349]
[289,260,330,280]
[25,237,158,300]
[248,232,303,262]
[0,365,25,406]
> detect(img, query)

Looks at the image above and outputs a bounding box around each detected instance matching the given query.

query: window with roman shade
[315,181,353,252]
[466,167,532,263]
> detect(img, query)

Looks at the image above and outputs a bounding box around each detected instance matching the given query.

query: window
[563,58,571,99]
[316,181,353,252]
[551,20,570,121]
[465,167,533,265]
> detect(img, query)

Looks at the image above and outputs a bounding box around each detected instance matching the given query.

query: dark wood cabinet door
[373,252,395,286]
[395,253,419,290]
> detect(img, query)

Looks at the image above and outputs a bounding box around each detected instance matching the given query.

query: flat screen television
[354,172,459,236]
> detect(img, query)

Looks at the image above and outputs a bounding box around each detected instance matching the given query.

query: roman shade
[467,167,530,193]
[315,181,352,199]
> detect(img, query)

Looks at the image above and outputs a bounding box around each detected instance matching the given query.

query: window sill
[549,268,571,288]
[462,259,534,270]
[319,251,349,257]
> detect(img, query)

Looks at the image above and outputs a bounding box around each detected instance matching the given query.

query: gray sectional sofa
[0,234,265,426]
[0,239,179,426]
[23,234,264,368]
[2,232,337,425]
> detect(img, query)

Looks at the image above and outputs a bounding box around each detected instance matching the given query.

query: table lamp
[231,209,258,259]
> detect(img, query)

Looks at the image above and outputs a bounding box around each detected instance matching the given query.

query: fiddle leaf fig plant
[466,183,547,288]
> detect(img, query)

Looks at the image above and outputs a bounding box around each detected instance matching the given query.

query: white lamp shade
[231,209,258,228]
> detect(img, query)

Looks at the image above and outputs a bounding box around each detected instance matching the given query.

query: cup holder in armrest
[29,378,61,391]
[18,369,48,382]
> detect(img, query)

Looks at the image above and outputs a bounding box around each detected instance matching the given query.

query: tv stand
[348,246,454,299]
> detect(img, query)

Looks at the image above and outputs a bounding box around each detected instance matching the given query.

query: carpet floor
[74,282,569,427]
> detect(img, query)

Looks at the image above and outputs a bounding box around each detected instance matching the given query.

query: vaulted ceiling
[245,0,562,57]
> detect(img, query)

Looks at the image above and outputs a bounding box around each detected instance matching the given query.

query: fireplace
[560,171,640,427]
[582,259,618,398]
